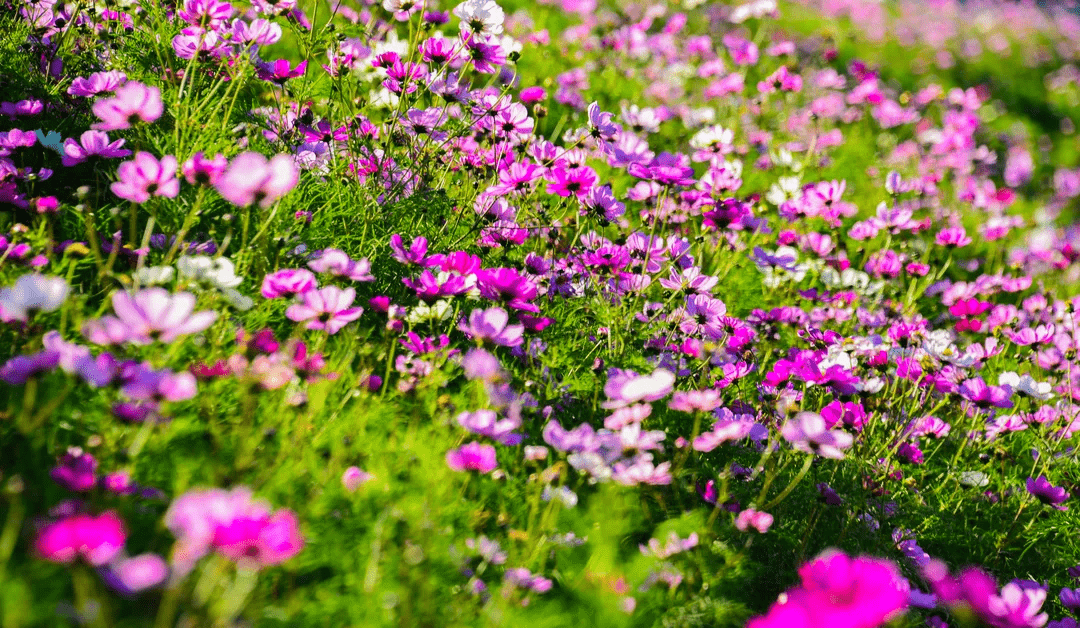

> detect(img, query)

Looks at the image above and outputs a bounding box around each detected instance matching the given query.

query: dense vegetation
[2,0,1080,626]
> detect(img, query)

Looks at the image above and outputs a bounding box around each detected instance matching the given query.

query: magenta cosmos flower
[83,288,217,345]
[111,152,180,203]
[92,81,163,130]
[748,550,910,628]
[261,268,317,299]
[285,286,363,334]
[446,442,498,473]
[214,152,299,208]
[36,511,127,566]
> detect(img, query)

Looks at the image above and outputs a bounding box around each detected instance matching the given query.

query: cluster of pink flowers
[164,487,303,574]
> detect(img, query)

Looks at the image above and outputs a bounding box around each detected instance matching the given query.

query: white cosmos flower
[998,372,1054,401]
[177,256,242,289]
[134,265,176,286]
[454,0,504,38]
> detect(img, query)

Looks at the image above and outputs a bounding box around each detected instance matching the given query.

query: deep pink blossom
[446,442,498,473]
[36,511,126,566]
[748,550,909,628]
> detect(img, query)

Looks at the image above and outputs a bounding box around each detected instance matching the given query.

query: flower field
[3,0,1080,625]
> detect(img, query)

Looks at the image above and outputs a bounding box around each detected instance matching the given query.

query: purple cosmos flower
[92,82,163,131]
[1027,476,1069,510]
[307,249,375,282]
[214,152,299,208]
[602,368,675,409]
[925,561,1049,628]
[817,483,844,506]
[446,442,497,473]
[462,34,506,74]
[461,347,506,381]
[504,567,553,594]
[83,289,217,345]
[546,165,598,197]
[390,234,429,265]
[456,409,522,445]
[627,152,696,186]
[1060,588,1080,614]
[586,101,619,142]
[458,307,524,347]
[692,419,754,452]
[119,362,198,402]
[285,286,363,334]
[61,130,131,166]
[0,350,60,384]
[50,449,98,492]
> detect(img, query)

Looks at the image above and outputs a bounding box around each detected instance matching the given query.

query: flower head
[92,82,163,130]
[215,152,299,208]
[111,152,180,203]
[285,286,363,334]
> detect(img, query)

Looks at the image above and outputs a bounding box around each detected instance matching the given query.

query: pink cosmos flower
[342,466,373,492]
[781,411,853,459]
[111,152,180,203]
[602,368,675,409]
[102,553,169,594]
[61,130,131,166]
[164,487,303,574]
[285,286,363,334]
[214,152,299,208]
[50,449,97,492]
[307,249,375,282]
[67,71,127,97]
[446,442,498,473]
[735,508,774,533]
[925,560,1049,628]
[83,288,217,345]
[35,511,127,566]
[92,81,163,131]
[692,419,754,452]
[181,151,228,186]
[458,307,524,347]
[261,269,317,299]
